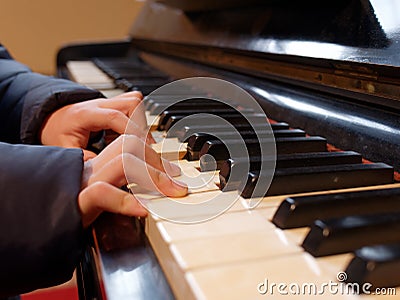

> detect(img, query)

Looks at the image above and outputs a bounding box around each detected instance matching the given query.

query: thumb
[83,149,97,161]
[78,181,148,228]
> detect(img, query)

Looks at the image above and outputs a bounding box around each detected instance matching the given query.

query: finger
[124,154,187,197]
[99,96,142,117]
[78,181,147,228]
[85,108,131,135]
[112,91,143,100]
[125,101,148,133]
[122,135,181,176]
[146,133,156,144]
[90,135,181,177]
[90,153,187,197]
[83,149,97,161]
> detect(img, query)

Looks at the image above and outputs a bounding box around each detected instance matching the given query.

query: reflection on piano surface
[57,0,400,299]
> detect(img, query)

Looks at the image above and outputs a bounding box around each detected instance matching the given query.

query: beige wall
[0,0,144,75]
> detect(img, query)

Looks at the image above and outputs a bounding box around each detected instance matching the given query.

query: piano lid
[129,0,400,109]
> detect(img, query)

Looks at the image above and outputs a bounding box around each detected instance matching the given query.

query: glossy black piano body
[56,0,400,299]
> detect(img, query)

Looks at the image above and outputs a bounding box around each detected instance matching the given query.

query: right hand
[77,134,188,228]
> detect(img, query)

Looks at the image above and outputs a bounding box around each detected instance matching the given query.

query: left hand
[40,91,152,159]
[79,134,187,227]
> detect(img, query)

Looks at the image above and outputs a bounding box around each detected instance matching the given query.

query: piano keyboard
[66,58,400,299]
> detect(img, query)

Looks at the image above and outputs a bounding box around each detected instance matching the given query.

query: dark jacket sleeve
[0,143,85,297]
[0,44,103,144]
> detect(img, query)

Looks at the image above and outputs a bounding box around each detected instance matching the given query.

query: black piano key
[186,132,275,159]
[345,243,400,289]
[158,109,237,130]
[237,163,393,198]
[217,151,363,186]
[118,72,168,79]
[109,70,167,80]
[271,129,306,138]
[186,129,304,146]
[149,101,229,115]
[272,187,400,229]
[170,122,290,141]
[200,136,327,161]
[158,108,257,130]
[144,95,208,110]
[302,213,400,257]
[120,78,170,87]
[163,114,268,132]
[148,99,240,115]
[115,78,164,94]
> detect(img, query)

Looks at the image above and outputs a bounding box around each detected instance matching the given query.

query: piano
[57,0,400,299]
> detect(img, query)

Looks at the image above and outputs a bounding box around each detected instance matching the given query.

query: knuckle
[106,110,121,122]
[91,181,110,195]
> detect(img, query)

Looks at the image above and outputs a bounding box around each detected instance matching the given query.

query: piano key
[169,122,290,141]
[187,130,307,151]
[270,128,306,138]
[186,132,275,160]
[66,61,116,89]
[99,68,167,80]
[156,209,276,244]
[115,78,166,94]
[117,78,169,87]
[151,138,188,161]
[163,113,269,132]
[273,187,400,229]
[238,163,394,198]
[170,229,303,271]
[200,136,327,162]
[157,108,255,130]
[148,98,234,115]
[185,253,356,300]
[345,243,400,289]
[217,151,362,178]
[145,95,210,110]
[302,213,400,257]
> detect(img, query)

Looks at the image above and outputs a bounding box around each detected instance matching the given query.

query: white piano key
[146,111,160,130]
[185,252,364,300]
[66,60,115,89]
[157,209,276,243]
[151,138,187,160]
[170,230,302,271]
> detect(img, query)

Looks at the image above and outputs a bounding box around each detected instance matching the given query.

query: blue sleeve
[0,44,103,144]
[0,143,85,297]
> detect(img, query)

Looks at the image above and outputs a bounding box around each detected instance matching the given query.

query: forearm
[0,142,85,297]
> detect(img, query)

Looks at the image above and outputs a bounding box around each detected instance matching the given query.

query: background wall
[0,0,144,75]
